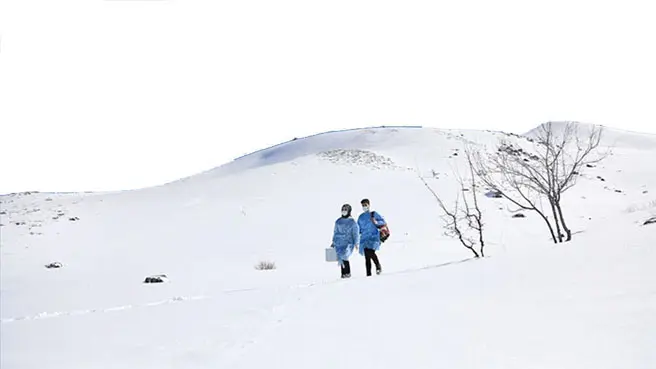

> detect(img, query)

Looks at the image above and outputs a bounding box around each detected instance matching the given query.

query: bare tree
[470,144,560,243]
[538,122,607,241]
[472,121,607,243]
[461,147,485,255]
[418,147,485,257]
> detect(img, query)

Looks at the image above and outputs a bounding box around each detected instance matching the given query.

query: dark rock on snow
[144,274,169,283]
[485,190,503,198]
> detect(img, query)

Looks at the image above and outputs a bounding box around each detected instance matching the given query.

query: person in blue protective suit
[331,203,360,278]
[357,198,385,276]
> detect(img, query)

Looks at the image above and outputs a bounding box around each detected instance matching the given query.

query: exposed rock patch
[144,274,169,283]
[317,149,401,170]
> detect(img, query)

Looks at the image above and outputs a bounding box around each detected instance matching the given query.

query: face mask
[362,206,369,212]
[341,210,348,216]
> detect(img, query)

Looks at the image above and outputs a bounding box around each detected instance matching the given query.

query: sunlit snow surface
[2,125,655,368]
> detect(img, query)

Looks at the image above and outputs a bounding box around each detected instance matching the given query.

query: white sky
[1,0,655,194]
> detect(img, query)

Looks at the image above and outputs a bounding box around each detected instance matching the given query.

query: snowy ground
[1,124,655,368]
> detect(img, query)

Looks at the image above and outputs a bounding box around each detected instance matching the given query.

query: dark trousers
[340,260,351,277]
[364,248,381,276]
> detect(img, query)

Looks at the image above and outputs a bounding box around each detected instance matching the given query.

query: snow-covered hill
[1,124,655,369]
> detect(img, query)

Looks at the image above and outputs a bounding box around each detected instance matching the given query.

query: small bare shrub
[419,145,486,258]
[626,199,656,214]
[255,260,276,270]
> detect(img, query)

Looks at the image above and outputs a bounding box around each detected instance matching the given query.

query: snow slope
[1,124,655,368]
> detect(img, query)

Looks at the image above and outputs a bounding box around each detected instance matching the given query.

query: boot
[342,260,351,278]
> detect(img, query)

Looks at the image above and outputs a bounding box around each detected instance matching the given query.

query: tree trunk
[537,209,558,244]
[555,200,572,241]
[467,246,480,258]
[549,198,563,243]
